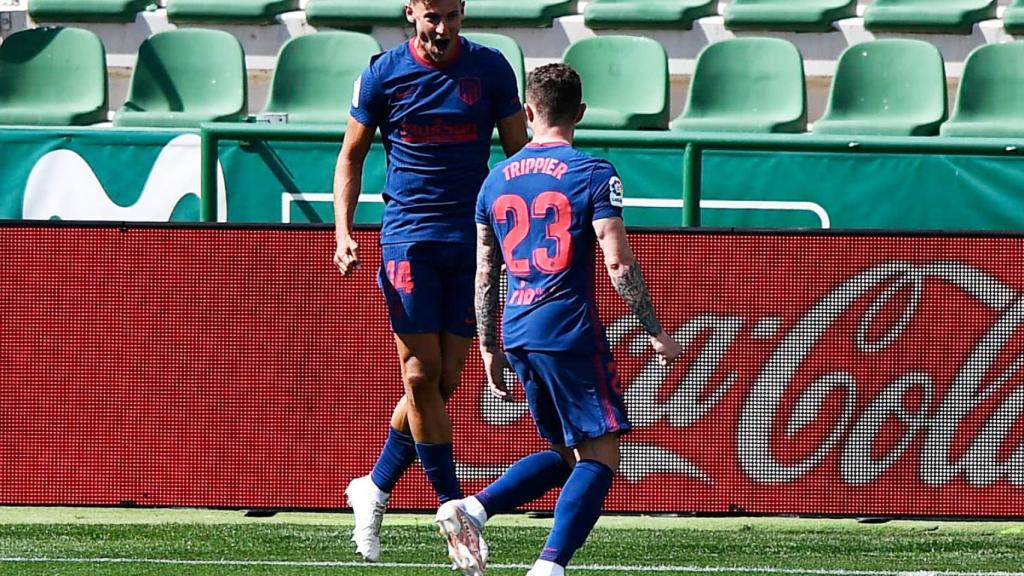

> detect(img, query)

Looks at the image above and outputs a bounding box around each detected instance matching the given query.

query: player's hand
[650,332,681,366]
[334,234,361,276]
[480,346,512,401]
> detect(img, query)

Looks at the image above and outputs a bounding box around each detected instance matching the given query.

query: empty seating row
[3,26,1024,137]
[590,0,1010,34]
[676,37,1024,137]
[0,26,525,128]
[27,0,299,24]
[0,26,381,127]
[23,0,1024,34]
[25,0,580,28]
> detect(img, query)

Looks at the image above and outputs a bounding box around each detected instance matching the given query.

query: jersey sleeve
[589,161,625,221]
[489,52,522,121]
[475,173,494,226]
[350,57,386,128]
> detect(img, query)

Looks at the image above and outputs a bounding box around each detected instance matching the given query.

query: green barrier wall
[217,141,685,227]
[701,151,1024,229]
[5,125,1024,230]
[199,126,1024,230]
[0,128,200,221]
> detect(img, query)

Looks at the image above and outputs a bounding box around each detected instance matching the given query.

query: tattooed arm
[476,222,511,400]
[594,217,682,364]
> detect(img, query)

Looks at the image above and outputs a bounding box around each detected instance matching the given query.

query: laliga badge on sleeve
[352,75,362,108]
[609,176,624,208]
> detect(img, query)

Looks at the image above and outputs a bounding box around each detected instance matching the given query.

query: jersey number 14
[493,191,573,276]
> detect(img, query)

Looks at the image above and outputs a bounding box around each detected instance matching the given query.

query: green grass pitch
[0,508,1023,575]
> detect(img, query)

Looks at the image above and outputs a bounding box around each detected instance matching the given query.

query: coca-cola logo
[473,261,1024,488]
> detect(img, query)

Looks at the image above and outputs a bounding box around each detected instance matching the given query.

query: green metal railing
[200,123,345,222]
[199,122,1024,226]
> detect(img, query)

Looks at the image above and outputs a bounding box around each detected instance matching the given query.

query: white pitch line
[0,558,1019,576]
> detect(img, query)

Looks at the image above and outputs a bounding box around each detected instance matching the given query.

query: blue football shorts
[505,348,632,448]
[377,241,476,338]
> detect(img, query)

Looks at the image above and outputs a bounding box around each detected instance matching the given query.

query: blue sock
[416,442,463,503]
[476,450,571,518]
[369,427,416,493]
[540,460,614,567]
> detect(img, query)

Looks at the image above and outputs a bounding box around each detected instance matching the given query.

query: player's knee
[439,353,470,398]
[575,434,621,472]
[402,368,442,404]
[401,354,441,386]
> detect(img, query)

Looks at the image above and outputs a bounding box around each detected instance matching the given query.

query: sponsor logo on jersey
[399,118,478,144]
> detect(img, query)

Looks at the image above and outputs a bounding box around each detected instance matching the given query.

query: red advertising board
[1,225,1023,516]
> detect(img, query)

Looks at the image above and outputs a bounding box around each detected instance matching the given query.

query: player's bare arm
[474,222,502,350]
[594,216,682,364]
[332,115,375,276]
[496,111,529,157]
[475,222,511,400]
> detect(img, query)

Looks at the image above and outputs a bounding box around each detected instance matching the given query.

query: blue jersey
[476,143,624,353]
[351,37,522,246]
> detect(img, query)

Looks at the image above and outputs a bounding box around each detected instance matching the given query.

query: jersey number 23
[493,191,573,276]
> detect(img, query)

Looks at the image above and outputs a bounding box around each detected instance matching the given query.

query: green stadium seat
[462,32,525,101]
[1004,0,1024,34]
[863,0,996,34]
[261,31,380,125]
[941,43,1024,137]
[166,0,299,24]
[28,0,152,23]
[723,0,856,32]
[670,38,806,133]
[583,0,717,30]
[0,27,108,126]
[464,0,578,27]
[114,29,247,128]
[563,35,668,130]
[814,40,946,137]
[304,0,407,28]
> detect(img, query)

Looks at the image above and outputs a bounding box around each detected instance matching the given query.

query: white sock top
[527,559,565,576]
[462,495,488,529]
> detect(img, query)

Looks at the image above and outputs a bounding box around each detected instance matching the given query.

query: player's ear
[575,102,587,125]
[405,2,415,24]
[524,102,536,124]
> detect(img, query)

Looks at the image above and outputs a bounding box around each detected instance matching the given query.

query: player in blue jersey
[435,63,682,576]
[331,0,528,568]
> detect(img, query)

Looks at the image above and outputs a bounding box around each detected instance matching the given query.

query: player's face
[407,0,464,63]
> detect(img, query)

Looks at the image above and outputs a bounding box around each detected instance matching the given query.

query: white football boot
[435,499,489,576]
[345,475,389,562]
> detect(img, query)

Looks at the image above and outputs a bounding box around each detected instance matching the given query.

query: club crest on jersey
[459,77,482,106]
[609,176,624,207]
